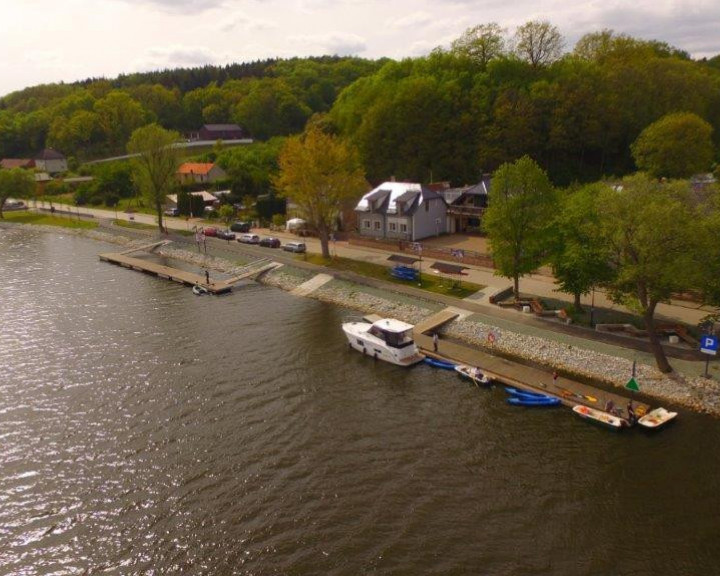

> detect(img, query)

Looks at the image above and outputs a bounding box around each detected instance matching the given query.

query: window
[400,224,407,233]
[389,222,397,232]
[374,221,381,230]
[363,220,370,229]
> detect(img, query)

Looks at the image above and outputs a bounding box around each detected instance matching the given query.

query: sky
[1,0,719,97]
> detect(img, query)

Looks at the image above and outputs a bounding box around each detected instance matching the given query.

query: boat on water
[572,404,624,429]
[192,284,208,295]
[638,407,678,429]
[342,318,425,366]
[455,365,492,385]
[507,396,561,407]
[424,357,457,370]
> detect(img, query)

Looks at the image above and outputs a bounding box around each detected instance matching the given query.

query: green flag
[625,377,640,392]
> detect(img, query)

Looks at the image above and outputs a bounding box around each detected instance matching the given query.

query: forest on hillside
[1,24,720,186]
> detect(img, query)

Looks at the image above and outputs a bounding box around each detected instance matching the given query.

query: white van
[237,233,260,244]
[282,241,307,253]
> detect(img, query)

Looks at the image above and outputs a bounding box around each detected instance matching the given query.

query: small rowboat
[573,404,624,429]
[638,407,678,429]
[192,284,208,295]
[507,396,561,407]
[455,365,492,385]
[505,386,548,398]
[424,357,457,370]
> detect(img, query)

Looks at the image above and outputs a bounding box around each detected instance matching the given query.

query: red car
[202,227,217,237]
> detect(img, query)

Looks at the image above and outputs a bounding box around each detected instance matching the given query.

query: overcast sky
[1,0,719,97]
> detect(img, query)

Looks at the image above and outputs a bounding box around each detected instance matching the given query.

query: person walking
[205,270,210,284]
[433,332,439,352]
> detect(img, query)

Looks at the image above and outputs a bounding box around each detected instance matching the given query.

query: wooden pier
[99,248,279,294]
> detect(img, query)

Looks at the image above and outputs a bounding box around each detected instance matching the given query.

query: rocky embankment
[10,223,720,417]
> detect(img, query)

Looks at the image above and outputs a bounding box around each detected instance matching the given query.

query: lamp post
[590,288,595,328]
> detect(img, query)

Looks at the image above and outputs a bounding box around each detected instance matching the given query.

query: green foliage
[216,138,284,199]
[217,204,234,225]
[450,23,507,68]
[483,156,557,296]
[0,168,36,218]
[631,112,715,178]
[275,125,366,257]
[127,124,182,231]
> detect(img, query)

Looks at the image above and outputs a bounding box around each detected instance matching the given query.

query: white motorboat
[192,284,208,295]
[638,407,678,429]
[342,317,425,366]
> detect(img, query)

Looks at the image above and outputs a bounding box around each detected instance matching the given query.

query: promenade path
[32,203,718,380]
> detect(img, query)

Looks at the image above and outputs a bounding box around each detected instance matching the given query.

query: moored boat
[424,357,457,370]
[455,365,492,385]
[342,317,425,366]
[638,407,678,429]
[572,404,624,429]
[507,396,561,407]
[504,386,548,398]
[192,284,208,295]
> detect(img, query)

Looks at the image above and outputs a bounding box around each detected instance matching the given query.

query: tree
[483,156,557,297]
[127,124,181,232]
[218,204,234,227]
[95,91,148,151]
[513,21,565,67]
[0,168,36,218]
[274,125,366,257]
[450,23,507,67]
[549,184,615,311]
[631,112,714,178]
[596,174,704,373]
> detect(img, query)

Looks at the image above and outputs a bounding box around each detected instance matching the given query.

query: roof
[1,158,35,169]
[167,191,219,204]
[387,254,420,265]
[178,162,216,175]
[201,124,243,132]
[430,262,468,275]
[356,182,443,215]
[371,318,415,333]
[442,181,489,205]
[36,148,65,160]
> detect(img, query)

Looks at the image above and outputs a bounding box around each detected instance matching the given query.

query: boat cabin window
[381,329,414,348]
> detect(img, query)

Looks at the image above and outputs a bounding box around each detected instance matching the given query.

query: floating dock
[99,245,279,294]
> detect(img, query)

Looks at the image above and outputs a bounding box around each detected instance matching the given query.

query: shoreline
[4,220,720,418]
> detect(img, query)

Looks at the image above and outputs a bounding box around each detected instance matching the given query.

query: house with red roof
[0,158,35,170]
[177,162,227,185]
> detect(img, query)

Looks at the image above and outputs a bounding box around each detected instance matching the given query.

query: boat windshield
[381,329,414,348]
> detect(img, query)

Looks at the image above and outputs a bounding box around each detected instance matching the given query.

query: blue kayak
[505,386,548,398]
[424,357,457,370]
[507,397,561,407]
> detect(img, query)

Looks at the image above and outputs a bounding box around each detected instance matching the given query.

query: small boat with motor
[342,317,425,366]
[192,284,208,295]
[638,407,678,429]
[455,365,492,386]
[572,404,624,429]
[424,357,457,370]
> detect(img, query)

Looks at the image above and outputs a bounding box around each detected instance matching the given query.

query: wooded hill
[1,26,719,186]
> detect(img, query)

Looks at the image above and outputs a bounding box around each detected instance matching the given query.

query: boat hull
[455,365,492,385]
[424,357,457,370]
[638,407,678,429]
[342,322,424,366]
[507,397,561,407]
[573,405,624,429]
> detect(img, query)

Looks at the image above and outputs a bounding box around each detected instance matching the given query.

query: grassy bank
[2,211,98,229]
[304,254,485,298]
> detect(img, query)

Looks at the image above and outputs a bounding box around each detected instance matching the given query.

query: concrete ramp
[291,273,334,296]
[414,309,461,335]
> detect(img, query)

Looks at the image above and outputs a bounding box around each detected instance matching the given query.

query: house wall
[208,165,227,182]
[199,128,244,140]
[411,198,447,240]
[37,159,67,174]
[357,213,385,238]
[385,216,412,239]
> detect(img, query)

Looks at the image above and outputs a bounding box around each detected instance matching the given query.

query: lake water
[1,227,719,575]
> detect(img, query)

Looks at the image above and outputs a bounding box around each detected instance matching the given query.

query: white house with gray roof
[355,181,448,241]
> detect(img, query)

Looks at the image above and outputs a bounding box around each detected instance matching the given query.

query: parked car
[237,233,260,244]
[230,221,252,233]
[202,227,217,237]
[283,241,307,253]
[216,229,236,240]
[259,236,281,248]
[5,200,26,210]
[163,207,179,217]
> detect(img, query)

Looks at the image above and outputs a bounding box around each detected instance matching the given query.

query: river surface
[1,227,719,576]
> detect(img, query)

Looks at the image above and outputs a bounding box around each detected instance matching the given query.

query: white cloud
[117,0,227,12]
[388,12,434,29]
[221,12,278,33]
[131,45,225,72]
[288,32,367,55]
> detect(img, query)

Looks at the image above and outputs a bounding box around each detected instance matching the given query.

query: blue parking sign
[700,334,718,356]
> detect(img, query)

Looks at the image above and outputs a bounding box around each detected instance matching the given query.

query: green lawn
[305,254,485,298]
[2,211,98,229]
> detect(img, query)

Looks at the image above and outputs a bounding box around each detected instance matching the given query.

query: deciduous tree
[274,125,366,257]
[513,21,565,67]
[483,156,557,297]
[450,23,507,68]
[0,168,35,218]
[127,124,181,232]
[631,112,714,178]
[596,174,704,373]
